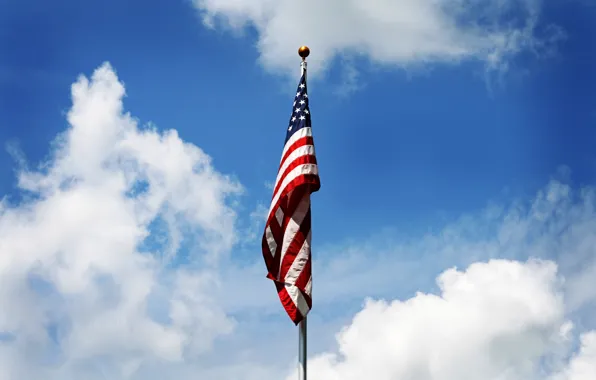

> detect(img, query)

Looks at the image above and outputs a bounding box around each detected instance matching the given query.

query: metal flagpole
[299,316,307,380]
[297,45,310,380]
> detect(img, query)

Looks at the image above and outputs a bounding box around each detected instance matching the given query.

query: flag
[262,66,320,325]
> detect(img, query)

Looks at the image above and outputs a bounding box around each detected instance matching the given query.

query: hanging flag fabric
[261,67,320,325]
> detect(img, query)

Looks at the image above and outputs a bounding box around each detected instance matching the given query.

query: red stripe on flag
[278,136,314,170]
[279,206,311,281]
[275,282,302,325]
[264,174,320,228]
[294,254,311,291]
[272,155,318,200]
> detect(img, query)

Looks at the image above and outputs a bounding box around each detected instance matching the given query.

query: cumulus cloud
[552,332,596,380]
[302,259,575,380]
[0,62,240,379]
[192,0,563,76]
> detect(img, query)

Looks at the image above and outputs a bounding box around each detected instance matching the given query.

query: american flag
[261,65,320,325]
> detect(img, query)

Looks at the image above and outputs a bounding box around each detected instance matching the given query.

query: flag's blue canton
[285,73,310,143]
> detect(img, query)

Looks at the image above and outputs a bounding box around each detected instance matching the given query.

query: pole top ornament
[298,46,310,59]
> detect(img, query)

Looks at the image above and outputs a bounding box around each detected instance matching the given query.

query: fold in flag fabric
[261,67,320,325]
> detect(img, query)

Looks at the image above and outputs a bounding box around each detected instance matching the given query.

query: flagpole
[299,316,307,380]
[297,45,310,380]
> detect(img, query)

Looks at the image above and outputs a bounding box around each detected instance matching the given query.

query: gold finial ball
[298,46,310,59]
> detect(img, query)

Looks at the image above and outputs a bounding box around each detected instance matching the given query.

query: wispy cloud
[193,0,564,78]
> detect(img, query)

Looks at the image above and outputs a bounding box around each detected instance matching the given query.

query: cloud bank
[193,0,562,76]
[0,63,595,379]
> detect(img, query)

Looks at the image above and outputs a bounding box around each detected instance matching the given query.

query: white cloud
[552,332,596,380]
[192,0,563,76]
[300,258,579,380]
[0,62,240,378]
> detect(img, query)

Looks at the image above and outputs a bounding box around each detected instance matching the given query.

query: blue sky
[1,0,596,379]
